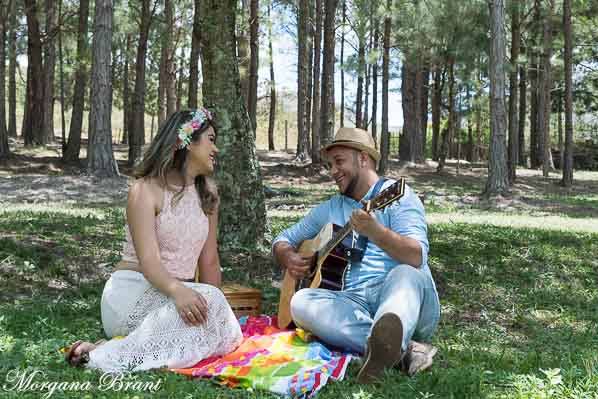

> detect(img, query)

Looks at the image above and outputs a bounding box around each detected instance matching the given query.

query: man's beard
[342,174,359,198]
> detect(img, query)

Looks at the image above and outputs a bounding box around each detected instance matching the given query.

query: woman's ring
[187,311,193,316]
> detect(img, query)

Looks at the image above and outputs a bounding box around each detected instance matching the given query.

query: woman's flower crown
[176,108,213,150]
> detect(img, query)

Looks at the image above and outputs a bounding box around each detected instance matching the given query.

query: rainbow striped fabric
[171,315,353,397]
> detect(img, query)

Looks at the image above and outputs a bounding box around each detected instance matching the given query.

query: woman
[65,109,243,372]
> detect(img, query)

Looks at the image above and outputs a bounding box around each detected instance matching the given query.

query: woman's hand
[172,285,208,326]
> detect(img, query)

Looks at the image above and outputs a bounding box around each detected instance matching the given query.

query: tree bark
[296,0,310,161]
[377,0,390,174]
[122,32,132,144]
[199,0,266,247]
[58,0,66,153]
[24,0,45,146]
[267,2,276,151]
[437,59,454,172]
[188,0,201,108]
[129,0,153,165]
[165,0,177,118]
[238,0,250,104]
[529,0,541,168]
[64,0,90,163]
[484,0,509,197]
[0,0,9,156]
[311,0,322,162]
[248,0,259,133]
[507,0,519,183]
[339,0,345,128]
[561,0,573,186]
[371,19,379,145]
[87,0,119,177]
[0,0,8,147]
[517,48,527,166]
[540,0,555,177]
[319,0,337,146]
[421,63,429,158]
[355,36,365,128]
[7,0,17,138]
[43,0,57,143]
[431,63,443,161]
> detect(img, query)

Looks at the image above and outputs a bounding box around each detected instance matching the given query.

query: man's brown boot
[356,313,403,384]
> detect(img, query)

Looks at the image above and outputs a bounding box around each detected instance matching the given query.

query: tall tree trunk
[0,0,8,147]
[58,0,66,153]
[431,63,443,161]
[158,0,172,126]
[421,63,429,157]
[305,3,313,143]
[507,0,520,183]
[0,0,9,156]
[165,0,176,118]
[7,0,17,138]
[87,0,119,177]
[267,1,276,151]
[129,0,153,165]
[311,0,322,162]
[319,0,337,146]
[122,32,131,144]
[199,0,266,247]
[339,0,345,128]
[540,0,555,177]
[484,0,509,196]
[518,47,527,166]
[364,64,370,130]
[43,0,57,143]
[248,0,259,133]
[24,0,45,146]
[371,20,379,145]
[529,0,541,168]
[378,0,390,174]
[467,89,473,162]
[238,0,250,104]
[437,59,454,172]
[64,0,90,163]
[561,0,573,186]
[176,54,184,111]
[296,0,310,161]
[188,0,201,108]
[355,37,365,128]
[474,77,482,163]
[557,91,563,169]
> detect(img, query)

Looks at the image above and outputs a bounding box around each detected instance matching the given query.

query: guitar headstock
[365,179,406,212]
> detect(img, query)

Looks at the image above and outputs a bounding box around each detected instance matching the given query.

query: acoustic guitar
[277,178,406,329]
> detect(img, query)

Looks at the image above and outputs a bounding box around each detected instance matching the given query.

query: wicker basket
[222,284,262,318]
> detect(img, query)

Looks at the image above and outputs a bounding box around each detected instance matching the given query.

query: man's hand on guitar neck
[273,242,314,279]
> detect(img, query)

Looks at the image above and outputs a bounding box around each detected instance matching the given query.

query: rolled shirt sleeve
[385,185,429,268]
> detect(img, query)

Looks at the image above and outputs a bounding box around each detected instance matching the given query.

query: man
[273,127,440,383]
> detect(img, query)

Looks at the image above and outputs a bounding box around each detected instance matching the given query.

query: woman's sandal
[64,339,106,367]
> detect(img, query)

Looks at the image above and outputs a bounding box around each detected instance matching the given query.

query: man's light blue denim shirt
[273,179,433,290]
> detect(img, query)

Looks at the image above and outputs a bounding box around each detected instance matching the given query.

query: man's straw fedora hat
[321,127,381,162]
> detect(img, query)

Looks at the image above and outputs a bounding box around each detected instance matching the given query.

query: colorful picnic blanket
[171,315,353,398]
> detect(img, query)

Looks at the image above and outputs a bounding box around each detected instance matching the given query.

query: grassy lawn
[1,195,598,398]
[1,150,598,398]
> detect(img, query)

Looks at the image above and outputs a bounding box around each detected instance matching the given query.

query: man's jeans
[290,264,441,354]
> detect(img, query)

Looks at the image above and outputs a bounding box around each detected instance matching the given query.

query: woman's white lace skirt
[87,270,243,373]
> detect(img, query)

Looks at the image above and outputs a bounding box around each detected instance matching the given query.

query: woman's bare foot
[65,340,105,367]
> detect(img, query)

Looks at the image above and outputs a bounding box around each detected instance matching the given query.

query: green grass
[1,198,598,398]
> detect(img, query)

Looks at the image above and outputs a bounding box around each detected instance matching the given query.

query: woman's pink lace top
[121,185,209,280]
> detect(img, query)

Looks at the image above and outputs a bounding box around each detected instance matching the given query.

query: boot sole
[357,313,403,383]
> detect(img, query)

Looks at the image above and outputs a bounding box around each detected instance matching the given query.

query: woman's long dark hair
[132,110,219,214]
